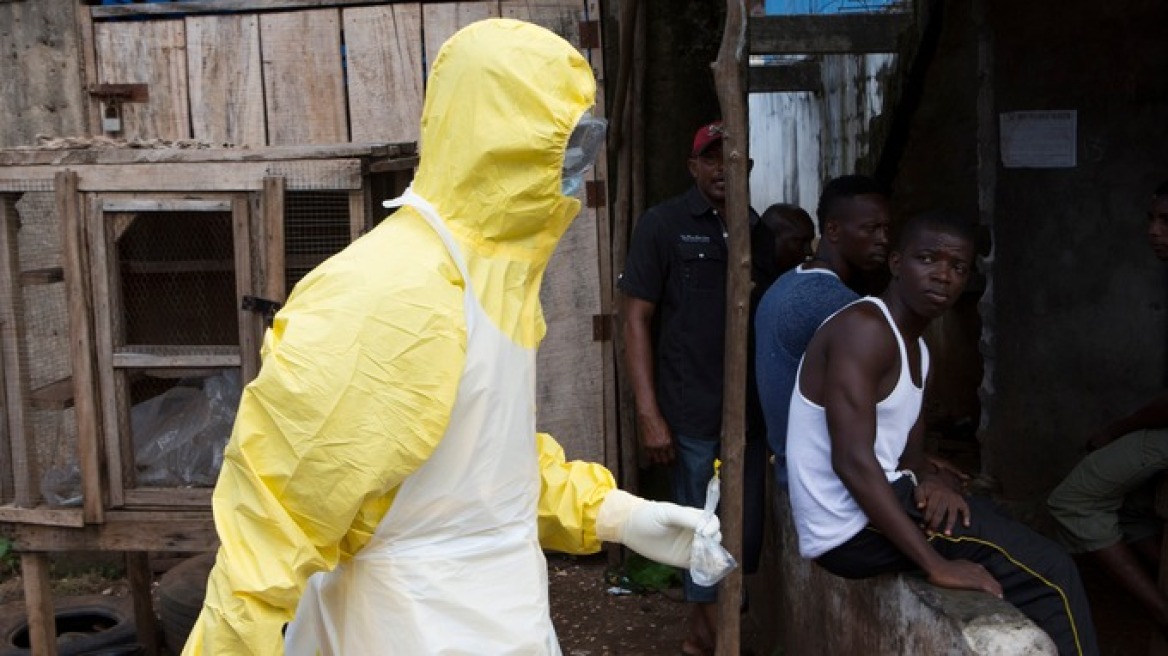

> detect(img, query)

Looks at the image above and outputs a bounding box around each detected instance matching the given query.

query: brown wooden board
[233,195,259,383]
[0,2,88,149]
[500,0,582,45]
[0,512,218,552]
[582,0,618,476]
[0,143,412,167]
[186,14,267,146]
[20,553,57,656]
[260,9,348,145]
[343,4,425,144]
[422,2,500,68]
[0,161,364,193]
[488,0,606,463]
[95,20,191,141]
[54,177,99,540]
[87,196,123,507]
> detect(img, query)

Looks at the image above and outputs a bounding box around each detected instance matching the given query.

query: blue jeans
[671,434,766,603]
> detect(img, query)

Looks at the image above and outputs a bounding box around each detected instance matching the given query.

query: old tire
[0,594,139,656]
[158,552,214,654]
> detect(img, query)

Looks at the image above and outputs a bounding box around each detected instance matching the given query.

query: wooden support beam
[0,504,84,528]
[21,553,58,656]
[127,552,162,656]
[0,512,218,552]
[0,160,364,193]
[233,194,259,384]
[714,1,750,654]
[0,143,411,167]
[749,13,910,55]
[262,176,286,302]
[92,0,453,19]
[112,350,242,369]
[748,60,822,93]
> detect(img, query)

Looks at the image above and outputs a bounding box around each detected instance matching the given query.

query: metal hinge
[592,313,613,341]
[579,20,601,49]
[586,180,606,208]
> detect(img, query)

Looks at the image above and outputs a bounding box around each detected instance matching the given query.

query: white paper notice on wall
[999,110,1077,168]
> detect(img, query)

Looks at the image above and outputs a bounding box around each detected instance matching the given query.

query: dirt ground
[0,550,1154,655]
[0,553,768,655]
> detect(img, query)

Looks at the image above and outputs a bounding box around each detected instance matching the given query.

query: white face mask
[561,115,608,197]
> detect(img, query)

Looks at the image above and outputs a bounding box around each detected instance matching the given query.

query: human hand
[914,478,971,536]
[637,412,675,465]
[926,559,1003,598]
[594,490,717,568]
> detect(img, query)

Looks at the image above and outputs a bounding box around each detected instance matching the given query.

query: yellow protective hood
[410,18,596,347]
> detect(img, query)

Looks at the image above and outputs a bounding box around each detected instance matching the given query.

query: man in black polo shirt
[619,120,777,655]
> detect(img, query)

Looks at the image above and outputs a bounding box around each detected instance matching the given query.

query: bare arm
[819,314,1000,596]
[622,295,674,465]
[900,417,971,535]
[1089,390,1168,450]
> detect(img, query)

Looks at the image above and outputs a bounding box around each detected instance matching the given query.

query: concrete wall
[985,0,1168,498]
[0,0,88,148]
[769,493,1056,655]
[886,0,1168,500]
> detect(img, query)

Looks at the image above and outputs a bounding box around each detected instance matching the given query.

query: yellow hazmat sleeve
[182,215,466,655]
[535,432,617,554]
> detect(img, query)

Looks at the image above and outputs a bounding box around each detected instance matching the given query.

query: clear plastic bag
[689,462,737,586]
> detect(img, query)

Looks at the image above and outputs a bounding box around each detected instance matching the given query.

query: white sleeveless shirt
[786,297,930,559]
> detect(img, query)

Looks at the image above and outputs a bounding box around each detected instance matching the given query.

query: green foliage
[0,537,17,577]
[605,552,680,593]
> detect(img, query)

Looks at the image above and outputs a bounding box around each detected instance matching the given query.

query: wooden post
[713,1,750,654]
[58,171,106,523]
[127,552,161,656]
[21,552,58,656]
[262,176,286,302]
[612,0,641,498]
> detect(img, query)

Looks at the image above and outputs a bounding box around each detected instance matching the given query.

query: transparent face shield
[561,114,608,197]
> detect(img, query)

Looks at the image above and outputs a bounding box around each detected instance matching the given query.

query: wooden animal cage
[0,142,415,654]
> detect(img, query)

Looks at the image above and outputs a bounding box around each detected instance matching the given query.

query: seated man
[756,175,891,486]
[760,202,816,273]
[787,210,1099,656]
[1048,180,1168,635]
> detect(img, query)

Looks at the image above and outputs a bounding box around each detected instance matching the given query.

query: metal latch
[242,295,283,327]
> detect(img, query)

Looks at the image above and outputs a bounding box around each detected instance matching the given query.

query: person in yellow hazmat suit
[182,18,721,656]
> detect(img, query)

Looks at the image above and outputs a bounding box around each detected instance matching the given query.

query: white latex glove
[595,489,721,568]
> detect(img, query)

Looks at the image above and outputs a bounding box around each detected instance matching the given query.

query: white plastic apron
[285,189,558,655]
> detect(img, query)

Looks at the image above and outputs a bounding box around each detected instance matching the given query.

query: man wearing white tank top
[787,211,1098,655]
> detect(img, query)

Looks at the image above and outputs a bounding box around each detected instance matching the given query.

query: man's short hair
[761,203,813,235]
[895,210,977,252]
[1154,180,1168,198]
[816,175,888,233]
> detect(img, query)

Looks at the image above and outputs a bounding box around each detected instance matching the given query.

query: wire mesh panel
[94,199,252,505]
[5,191,80,507]
[114,211,239,348]
[284,191,351,294]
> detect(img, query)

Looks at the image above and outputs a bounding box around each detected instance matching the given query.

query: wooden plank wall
[0,2,88,148]
[94,20,191,141]
[82,0,609,464]
[260,9,349,145]
[344,5,425,144]
[186,14,266,145]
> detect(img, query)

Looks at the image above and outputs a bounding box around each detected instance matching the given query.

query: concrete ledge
[774,491,1056,655]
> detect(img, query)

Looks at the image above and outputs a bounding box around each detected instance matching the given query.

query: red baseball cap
[692,120,725,157]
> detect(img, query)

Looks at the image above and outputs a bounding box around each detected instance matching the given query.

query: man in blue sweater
[755,175,891,485]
